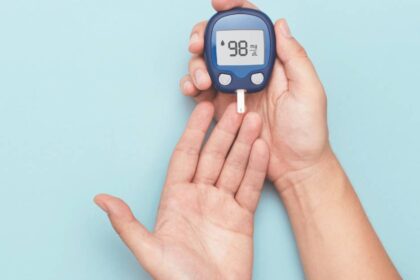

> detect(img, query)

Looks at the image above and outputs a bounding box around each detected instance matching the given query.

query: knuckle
[227,157,245,171]
[113,219,134,237]
[204,148,226,161]
[174,137,201,155]
[188,57,200,70]
[294,44,308,58]
[174,145,200,156]
[195,173,216,185]
[111,214,137,237]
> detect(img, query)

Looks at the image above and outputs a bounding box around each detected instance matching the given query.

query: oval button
[218,74,232,86]
[251,73,264,85]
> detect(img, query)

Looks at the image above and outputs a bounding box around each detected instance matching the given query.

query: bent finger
[180,74,200,97]
[189,56,213,91]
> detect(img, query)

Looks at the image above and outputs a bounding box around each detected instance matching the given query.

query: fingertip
[94,194,133,220]
[274,19,322,94]
[184,101,215,136]
[212,0,247,11]
[274,19,296,61]
[94,193,107,203]
[193,68,212,91]
[94,193,111,213]
[183,80,195,95]
[180,76,199,96]
[275,19,293,39]
[274,18,308,61]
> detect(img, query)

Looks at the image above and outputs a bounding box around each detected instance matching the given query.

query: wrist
[274,147,350,209]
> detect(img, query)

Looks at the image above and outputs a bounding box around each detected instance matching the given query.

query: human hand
[180,2,401,280]
[95,102,269,280]
[180,0,330,190]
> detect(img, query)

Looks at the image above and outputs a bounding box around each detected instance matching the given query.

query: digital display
[216,30,265,66]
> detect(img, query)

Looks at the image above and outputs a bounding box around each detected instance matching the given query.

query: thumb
[94,194,160,272]
[274,19,324,97]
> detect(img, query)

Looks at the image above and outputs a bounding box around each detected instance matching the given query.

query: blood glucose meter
[204,8,276,113]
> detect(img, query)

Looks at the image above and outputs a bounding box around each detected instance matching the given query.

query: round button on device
[251,73,264,85]
[219,74,232,86]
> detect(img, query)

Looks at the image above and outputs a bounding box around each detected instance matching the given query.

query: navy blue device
[204,8,276,94]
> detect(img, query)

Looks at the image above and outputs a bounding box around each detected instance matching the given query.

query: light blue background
[0,0,419,279]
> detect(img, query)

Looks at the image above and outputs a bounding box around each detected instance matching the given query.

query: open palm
[95,103,269,280]
[181,0,330,186]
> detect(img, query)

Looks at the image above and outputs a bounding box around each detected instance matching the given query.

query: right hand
[180,0,331,190]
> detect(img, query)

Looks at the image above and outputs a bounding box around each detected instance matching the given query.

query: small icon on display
[250,44,258,56]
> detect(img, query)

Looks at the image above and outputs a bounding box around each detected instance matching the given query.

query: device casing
[204,8,276,94]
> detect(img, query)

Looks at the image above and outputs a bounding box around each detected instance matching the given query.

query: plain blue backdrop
[0,0,419,279]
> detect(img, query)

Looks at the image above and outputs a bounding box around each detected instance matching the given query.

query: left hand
[95,102,269,280]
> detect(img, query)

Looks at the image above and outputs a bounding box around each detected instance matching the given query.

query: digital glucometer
[204,8,276,113]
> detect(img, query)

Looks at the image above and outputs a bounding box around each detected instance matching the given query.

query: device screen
[216,30,265,66]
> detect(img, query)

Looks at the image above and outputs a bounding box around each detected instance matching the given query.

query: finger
[180,74,217,102]
[216,112,262,194]
[235,139,269,213]
[166,102,214,185]
[274,19,324,97]
[180,74,199,97]
[212,0,258,11]
[189,21,207,55]
[189,56,212,91]
[212,94,237,120]
[194,103,243,185]
[193,89,217,103]
[94,194,160,271]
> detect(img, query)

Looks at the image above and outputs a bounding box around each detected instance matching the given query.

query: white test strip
[236,89,246,114]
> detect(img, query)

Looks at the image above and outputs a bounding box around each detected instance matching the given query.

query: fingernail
[183,80,193,93]
[280,20,292,38]
[189,33,199,46]
[195,69,206,85]
[95,200,109,214]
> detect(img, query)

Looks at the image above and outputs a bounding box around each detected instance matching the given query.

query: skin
[95,103,270,280]
[95,0,401,279]
[179,0,401,279]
